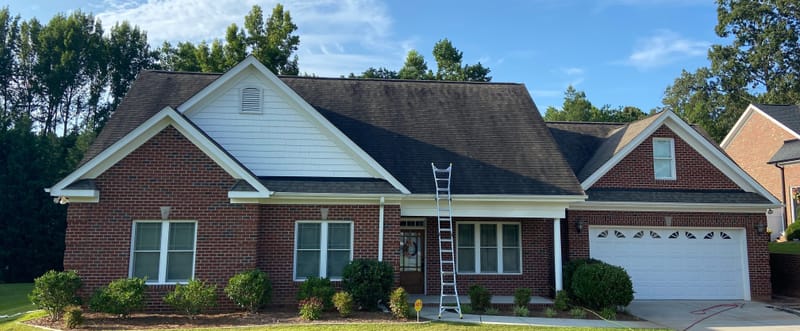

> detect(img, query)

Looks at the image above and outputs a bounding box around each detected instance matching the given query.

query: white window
[240,87,262,113]
[653,138,676,180]
[457,222,521,274]
[130,221,196,284]
[294,221,353,280]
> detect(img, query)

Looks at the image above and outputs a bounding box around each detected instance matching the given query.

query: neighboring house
[48,57,777,311]
[722,104,800,238]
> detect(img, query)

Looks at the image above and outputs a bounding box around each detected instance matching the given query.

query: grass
[0,311,46,331]
[0,284,34,317]
[155,324,667,331]
[769,241,800,254]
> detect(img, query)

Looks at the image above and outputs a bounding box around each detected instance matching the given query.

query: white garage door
[588,226,749,300]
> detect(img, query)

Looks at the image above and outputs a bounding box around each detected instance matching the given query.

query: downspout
[378,196,385,261]
[776,163,788,231]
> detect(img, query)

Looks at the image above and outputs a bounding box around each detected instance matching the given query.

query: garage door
[588,226,749,300]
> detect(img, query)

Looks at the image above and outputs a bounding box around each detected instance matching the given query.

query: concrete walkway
[413,305,661,329]
[627,300,800,331]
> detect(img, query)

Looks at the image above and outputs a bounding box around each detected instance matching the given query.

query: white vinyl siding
[653,138,676,180]
[187,72,373,177]
[130,221,197,284]
[294,221,353,280]
[456,222,521,274]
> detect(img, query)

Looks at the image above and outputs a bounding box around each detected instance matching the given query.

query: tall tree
[398,50,431,80]
[350,67,398,79]
[0,7,20,123]
[244,4,299,75]
[224,24,247,69]
[545,85,647,122]
[431,38,491,82]
[105,21,154,129]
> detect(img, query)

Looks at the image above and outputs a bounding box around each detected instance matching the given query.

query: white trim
[455,222,522,275]
[47,107,271,201]
[653,137,676,180]
[569,201,780,213]
[129,220,197,285]
[293,220,354,281]
[721,104,800,148]
[553,218,563,291]
[177,56,410,194]
[580,111,780,205]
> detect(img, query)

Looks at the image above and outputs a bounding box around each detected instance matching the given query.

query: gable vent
[241,87,262,113]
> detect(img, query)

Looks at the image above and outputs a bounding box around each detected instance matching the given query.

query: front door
[399,230,424,293]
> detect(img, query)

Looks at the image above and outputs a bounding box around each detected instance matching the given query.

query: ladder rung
[442,282,455,286]
[439,229,452,232]
[440,238,452,242]
[441,260,454,263]
[441,249,453,253]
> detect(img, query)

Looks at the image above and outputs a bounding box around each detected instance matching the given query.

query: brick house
[48,57,778,310]
[722,104,800,239]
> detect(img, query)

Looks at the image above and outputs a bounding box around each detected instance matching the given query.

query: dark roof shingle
[755,103,800,134]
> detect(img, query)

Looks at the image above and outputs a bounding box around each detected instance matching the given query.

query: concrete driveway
[627,300,800,331]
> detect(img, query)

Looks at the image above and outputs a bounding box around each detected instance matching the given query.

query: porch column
[553,218,563,291]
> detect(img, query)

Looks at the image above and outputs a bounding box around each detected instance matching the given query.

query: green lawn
[134,324,666,331]
[0,311,46,331]
[769,241,800,254]
[0,284,34,317]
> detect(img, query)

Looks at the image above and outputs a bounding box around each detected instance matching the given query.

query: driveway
[627,300,800,331]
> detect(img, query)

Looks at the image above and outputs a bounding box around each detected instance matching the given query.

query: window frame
[652,137,676,180]
[455,222,522,275]
[239,86,263,114]
[128,220,198,285]
[293,220,354,281]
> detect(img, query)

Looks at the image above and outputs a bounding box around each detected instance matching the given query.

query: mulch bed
[25,307,401,330]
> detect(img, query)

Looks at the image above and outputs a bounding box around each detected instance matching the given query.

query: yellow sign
[414,299,423,312]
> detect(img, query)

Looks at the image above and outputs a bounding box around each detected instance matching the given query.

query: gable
[593,126,740,190]
[184,68,374,178]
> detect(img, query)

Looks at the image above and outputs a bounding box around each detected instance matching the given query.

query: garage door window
[457,222,521,274]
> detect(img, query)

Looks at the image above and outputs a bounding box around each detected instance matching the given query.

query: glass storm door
[399,230,424,293]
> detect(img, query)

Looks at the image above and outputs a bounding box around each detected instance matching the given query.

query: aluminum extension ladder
[431,163,462,319]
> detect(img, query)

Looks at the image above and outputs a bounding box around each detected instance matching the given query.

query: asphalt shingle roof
[80,71,584,196]
[755,103,800,134]
[587,188,771,204]
[768,139,800,164]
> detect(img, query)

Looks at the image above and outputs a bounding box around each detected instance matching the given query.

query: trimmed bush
[562,258,602,296]
[484,307,499,315]
[513,288,531,307]
[332,291,354,317]
[89,277,146,318]
[570,307,586,319]
[63,305,84,329]
[460,304,473,314]
[298,297,324,321]
[467,285,492,312]
[225,269,272,313]
[342,259,394,311]
[543,307,557,318]
[600,307,617,320]
[163,279,217,319]
[786,221,800,241]
[389,287,410,319]
[570,262,634,310]
[553,290,570,311]
[513,305,529,317]
[29,270,82,321]
[296,276,335,310]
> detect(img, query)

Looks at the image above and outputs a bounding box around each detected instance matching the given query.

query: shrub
[29,270,82,321]
[163,279,217,319]
[513,305,529,317]
[332,291,354,317]
[342,259,394,311]
[298,297,324,321]
[786,221,800,241]
[553,290,570,311]
[467,285,492,312]
[225,269,272,313]
[570,262,634,310]
[296,276,334,310]
[89,277,146,318]
[563,258,603,296]
[543,307,557,318]
[570,307,586,318]
[63,305,84,329]
[513,288,531,307]
[600,307,617,320]
[460,304,473,314]
[389,287,410,319]
[484,307,499,315]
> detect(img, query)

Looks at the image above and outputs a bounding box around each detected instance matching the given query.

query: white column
[553,218,563,291]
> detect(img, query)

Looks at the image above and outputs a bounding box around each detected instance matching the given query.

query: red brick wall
[257,204,401,305]
[64,126,260,312]
[594,126,740,190]
[424,218,554,298]
[565,210,771,300]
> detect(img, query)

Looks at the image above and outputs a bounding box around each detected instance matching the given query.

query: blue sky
[5,0,721,112]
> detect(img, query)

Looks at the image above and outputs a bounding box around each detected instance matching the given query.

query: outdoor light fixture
[160,206,171,220]
[320,208,329,220]
[755,223,766,234]
[664,216,672,227]
[576,219,585,233]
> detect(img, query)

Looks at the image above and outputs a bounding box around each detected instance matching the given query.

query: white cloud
[96,0,409,76]
[625,30,709,70]
[562,67,583,76]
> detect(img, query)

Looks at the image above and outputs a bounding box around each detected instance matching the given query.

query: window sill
[294,278,343,282]
[456,272,523,276]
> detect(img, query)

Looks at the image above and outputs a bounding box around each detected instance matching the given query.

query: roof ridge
[279,75,522,86]
[546,121,627,125]
[142,69,222,76]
